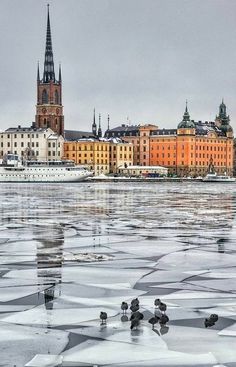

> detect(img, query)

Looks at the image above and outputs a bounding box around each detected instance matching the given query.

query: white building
[118,165,168,177]
[0,126,64,161]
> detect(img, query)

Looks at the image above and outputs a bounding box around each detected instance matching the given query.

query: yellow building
[109,139,133,174]
[64,140,110,175]
[64,138,134,176]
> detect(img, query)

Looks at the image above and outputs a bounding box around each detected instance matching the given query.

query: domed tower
[178,101,195,129]
[215,99,233,137]
[35,5,64,136]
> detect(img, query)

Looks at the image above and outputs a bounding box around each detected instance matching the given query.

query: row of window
[0,150,60,157]
[150,161,228,167]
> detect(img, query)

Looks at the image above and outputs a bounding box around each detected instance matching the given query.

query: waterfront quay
[0,181,236,366]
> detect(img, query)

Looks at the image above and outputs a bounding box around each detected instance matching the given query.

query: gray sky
[0,0,236,132]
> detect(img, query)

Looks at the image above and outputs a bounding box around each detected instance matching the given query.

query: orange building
[105,101,234,177]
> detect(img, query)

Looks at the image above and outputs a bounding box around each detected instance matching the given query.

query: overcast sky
[0,0,236,132]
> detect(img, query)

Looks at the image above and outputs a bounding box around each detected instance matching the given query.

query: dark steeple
[37,62,40,82]
[183,100,190,122]
[218,99,228,122]
[216,99,232,134]
[59,63,62,83]
[43,4,55,83]
[98,113,102,138]
[35,5,64,136]
[92,108,97,136]
[107,114,110,130]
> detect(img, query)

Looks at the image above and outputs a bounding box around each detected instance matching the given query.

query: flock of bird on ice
[99,298,219,331]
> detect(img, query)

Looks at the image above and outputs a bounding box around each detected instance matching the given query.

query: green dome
[178,102,195,129]
[178,120,195,129]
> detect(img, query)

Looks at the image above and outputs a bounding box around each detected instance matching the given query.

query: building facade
[35,6,64,137]
[0,127,63,161]
[64,138,133,175]
[105,102,234,177]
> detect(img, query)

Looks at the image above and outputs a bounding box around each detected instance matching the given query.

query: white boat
[0,154,93,182]
[202,172,235,183]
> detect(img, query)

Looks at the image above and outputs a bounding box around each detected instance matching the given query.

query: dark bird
[159,314,169,326]
[148,316,159,329]
[130,318,140,330]
[130,304,139,313]
[159,302,167,314]
[131,298,139,307]
[210,314,218,323]
[154,298,161,308]
[100,311,107,324]
[130,311,144,321]
[204,318,215,328]
[121,301,128,314]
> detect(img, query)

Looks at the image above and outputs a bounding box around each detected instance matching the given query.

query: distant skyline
[0,0,236,132]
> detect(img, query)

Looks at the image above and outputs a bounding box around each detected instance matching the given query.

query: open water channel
[0,181,236,366]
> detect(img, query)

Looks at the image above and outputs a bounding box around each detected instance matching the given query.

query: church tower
[35,5,64,136]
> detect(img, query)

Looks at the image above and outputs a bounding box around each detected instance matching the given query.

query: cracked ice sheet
[25,354,63,367]
[198,306,236,319]
[2,305,118,326]
[161,291,236,300]
[161,325,236,364]
[138,270,208,284]
[198,268,236,279]
[187,278,236,293]
[108,239,194,258]
[78,258,157,268]
[0,255,35,264]
[219,322,236,336]
[0,322,68,367]
[53,282,144,308]
[0,284,50,302]
[158,250,236,271]
[63,235,143,249]
[68,323,167,349]
[5,266,148,287]
[62,339,217,366]
[151,281,224,292]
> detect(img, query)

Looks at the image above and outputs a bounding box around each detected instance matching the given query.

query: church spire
[43,4,55,83]
[59,63,62,83]
[37,61,40,82]
[98,113,102,138]
[92,108,97,136]
[183,100,190,121]
[107,114,110,130]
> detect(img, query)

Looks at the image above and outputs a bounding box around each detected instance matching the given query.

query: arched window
[55,90,59,104]
[42,89,48,104]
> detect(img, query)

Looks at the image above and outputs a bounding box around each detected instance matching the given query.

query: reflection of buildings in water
[36,226,64,310]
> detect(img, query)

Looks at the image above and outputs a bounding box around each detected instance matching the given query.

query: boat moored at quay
[202,172,235,183]
[0,154,93,182]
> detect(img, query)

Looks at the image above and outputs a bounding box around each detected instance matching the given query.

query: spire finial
[43,4,55,82]
[107,114,110,130]
[185,99,188,112]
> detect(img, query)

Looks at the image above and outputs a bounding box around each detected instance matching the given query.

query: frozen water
[0,182,236,366]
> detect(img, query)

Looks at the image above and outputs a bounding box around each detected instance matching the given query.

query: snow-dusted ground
[0,182,236,366]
